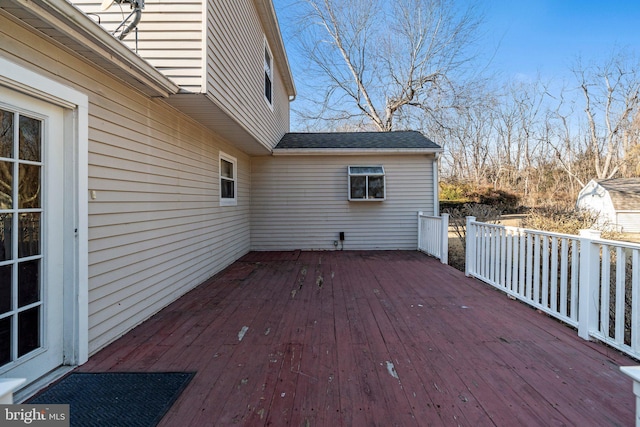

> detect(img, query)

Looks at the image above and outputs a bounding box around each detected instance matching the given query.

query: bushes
[439,182,520,213]
[521,206,621,239]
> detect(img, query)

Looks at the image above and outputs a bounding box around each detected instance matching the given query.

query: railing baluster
[560,238,568,316]
[550,237,558,312]
[632,250,640,353]
[519,232,526,298]
[601,245,610,339]
[542,235,549,308]
[506,231,513,292]
[527,233,534,301]
[571,239,579,322]
[615,246,626,344]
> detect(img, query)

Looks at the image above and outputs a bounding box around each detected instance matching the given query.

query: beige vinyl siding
[72,0,204,92]
[251,155,435,250]
[1,14,250,354]
[617,213,640,232]
[73,0,290,150]
[206,0,290,149]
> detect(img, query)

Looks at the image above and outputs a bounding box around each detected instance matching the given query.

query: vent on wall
[101,0,145,41]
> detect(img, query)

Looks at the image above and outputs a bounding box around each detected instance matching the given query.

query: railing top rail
[588,237,640,250]
[469,218,640,249]
[418,212,447,220]
[468,220,579,240]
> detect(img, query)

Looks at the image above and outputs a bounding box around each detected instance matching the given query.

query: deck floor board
[75,251,636,426]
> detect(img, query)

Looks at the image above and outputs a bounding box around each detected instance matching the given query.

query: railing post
[0,378,26,404]
[417,211,423,252]
[465,216,476,277]
[578,229,602,340]
[620,366,640,427]
[440,213,449,265]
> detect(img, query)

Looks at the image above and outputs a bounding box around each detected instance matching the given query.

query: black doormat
[27,372,195,427]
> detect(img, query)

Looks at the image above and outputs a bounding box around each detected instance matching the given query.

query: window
[348,166,385,201]
[264,40,273,105]
[220,153,237,206]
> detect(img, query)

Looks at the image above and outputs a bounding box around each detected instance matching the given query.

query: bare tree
[293,0,483,131]
[573,53,640,179]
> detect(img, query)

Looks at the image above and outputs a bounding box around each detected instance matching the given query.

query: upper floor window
[220,152,237,206]
[348,166,386,201]
[264,40,273,105]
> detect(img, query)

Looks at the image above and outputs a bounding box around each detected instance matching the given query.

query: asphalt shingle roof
[597,178,640,211]
[274,131,441,150]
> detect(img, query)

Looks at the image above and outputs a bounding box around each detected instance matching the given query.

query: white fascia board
[12,0,179,97]
[272,148,443,156]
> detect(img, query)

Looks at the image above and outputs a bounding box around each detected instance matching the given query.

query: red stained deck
[78,251,636,426]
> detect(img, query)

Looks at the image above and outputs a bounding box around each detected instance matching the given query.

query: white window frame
[348,165,386,201]
[219,152,237,206]
[264,38,273,107]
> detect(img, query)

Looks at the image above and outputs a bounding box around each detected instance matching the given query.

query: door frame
[0,55,88,369]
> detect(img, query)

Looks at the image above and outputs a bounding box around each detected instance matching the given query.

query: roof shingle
[274,131,441,151]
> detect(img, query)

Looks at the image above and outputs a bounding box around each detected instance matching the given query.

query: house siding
[72,0,205,92]
[0,14,251,354]
[616,213,640,233]
[251,155,435,250]
[206,0,290,149]
[73,0,291,151]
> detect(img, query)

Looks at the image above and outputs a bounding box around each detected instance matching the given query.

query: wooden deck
[78,251,636,426]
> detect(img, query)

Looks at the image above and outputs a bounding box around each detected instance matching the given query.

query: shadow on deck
[78,251,635,426]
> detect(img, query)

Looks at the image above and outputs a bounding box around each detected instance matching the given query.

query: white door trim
[0,54,89,367]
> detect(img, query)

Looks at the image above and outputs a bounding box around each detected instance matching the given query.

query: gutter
[9,0,179,98]
[272,148,443,156]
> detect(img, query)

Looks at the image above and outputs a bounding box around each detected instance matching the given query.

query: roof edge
[272,147,443,156]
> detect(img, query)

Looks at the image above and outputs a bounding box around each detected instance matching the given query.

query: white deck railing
[418,212,448,264]
[465,216,640,360]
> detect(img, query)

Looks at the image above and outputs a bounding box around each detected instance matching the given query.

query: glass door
[0,86,64,385]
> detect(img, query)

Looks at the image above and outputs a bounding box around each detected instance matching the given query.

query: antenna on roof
[101,0,144,41]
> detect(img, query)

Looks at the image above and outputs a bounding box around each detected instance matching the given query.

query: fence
[417,212,448,264]
[465,216,640,360]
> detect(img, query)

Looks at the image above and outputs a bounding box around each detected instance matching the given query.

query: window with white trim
[264,40,273,105]
[220,152,237,206]
[348,166,385,201]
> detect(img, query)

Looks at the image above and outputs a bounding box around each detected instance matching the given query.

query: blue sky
[482,0,640,82]
[274,0,639,84]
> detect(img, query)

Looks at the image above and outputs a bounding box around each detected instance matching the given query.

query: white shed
[576,178,640,232]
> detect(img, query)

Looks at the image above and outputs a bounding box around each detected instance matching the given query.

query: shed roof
[273,131,441,155]
[597,178,640,211]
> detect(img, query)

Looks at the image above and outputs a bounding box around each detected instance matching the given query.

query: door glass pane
[0,317,10,366]
[0,213,12,261]
[19,115,41,162]
[0,160,13,209]
[0,264,11,314]
[0,109,13,159]
[18,163,40,208]
[18,259,39,308]
[18,306,39,357]
[18,213,40,258]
